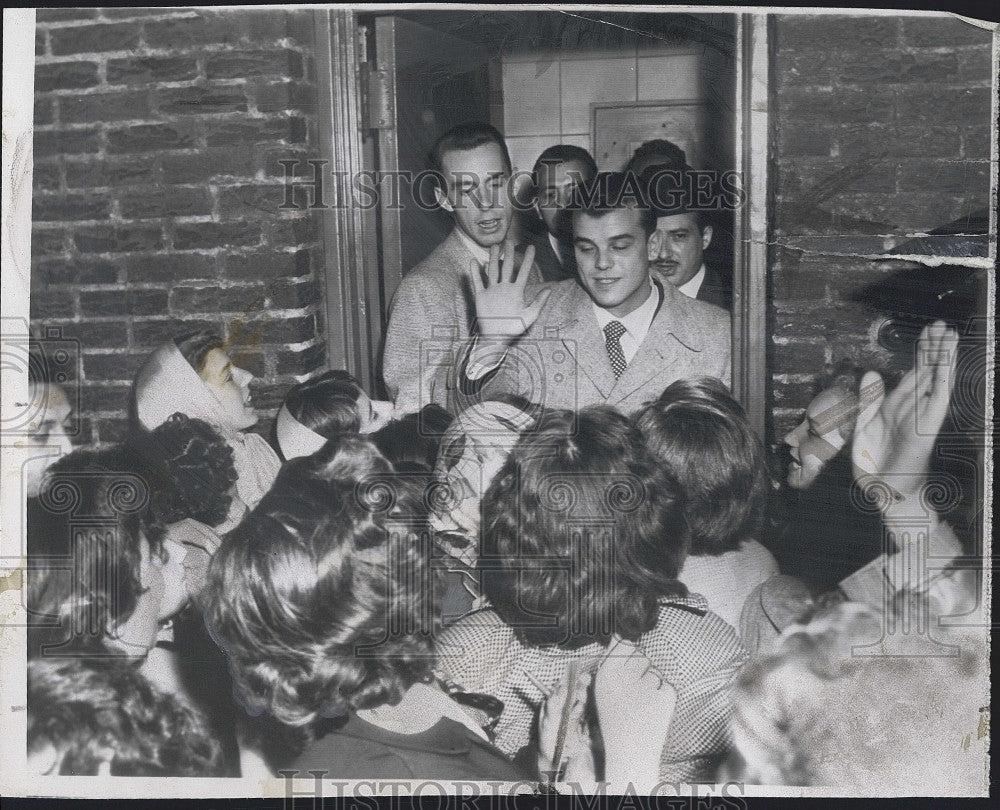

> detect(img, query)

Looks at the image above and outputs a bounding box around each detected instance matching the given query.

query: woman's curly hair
[480,405,688,648]
[28,657,224,776]
[146,412,238,527]
[27,446,166,659]
[634,377,771,555]
[202,435,436,751]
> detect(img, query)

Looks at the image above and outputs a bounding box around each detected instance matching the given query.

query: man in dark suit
[457,172,731,414]
[643,165,732,311]
[522,145,598,283]
[382,122,543,414]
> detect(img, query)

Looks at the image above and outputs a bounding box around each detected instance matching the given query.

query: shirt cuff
[465,339,508,380]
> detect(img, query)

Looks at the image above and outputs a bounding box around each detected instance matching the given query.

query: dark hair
[370,404,454,472]
[571,171,657,236]
[818,359,866,398]
[202,436,435,749]
[27,447,166,659]
[145,413,238,527]
[531,145,598,186]
[634,378,770,555]
[624,138,687,174]
[428,121,512,179]
[283,370,366,442]
[174,330,224,377]
[480,406,687,648]
[28,657,224,776]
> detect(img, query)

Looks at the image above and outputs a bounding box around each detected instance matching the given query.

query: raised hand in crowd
[851,320,958,513]
[468,239,549,346]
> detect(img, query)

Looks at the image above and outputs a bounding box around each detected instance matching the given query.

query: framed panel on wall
[591,99,722,172]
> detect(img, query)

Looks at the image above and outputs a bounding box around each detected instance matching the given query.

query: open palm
[469,240,550,342]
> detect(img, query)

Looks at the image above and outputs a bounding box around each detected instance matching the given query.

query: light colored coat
[458,278,731,415]
[382,228,541,414]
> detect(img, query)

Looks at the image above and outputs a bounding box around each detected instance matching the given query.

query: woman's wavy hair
[27,446,166,659]
[370,403,454,472]
[282,370,367,443]
[28,657,224,776]
[202,435,436,749]
[634,377,771,555]
[480,406,688,648]
[140,413,238,527]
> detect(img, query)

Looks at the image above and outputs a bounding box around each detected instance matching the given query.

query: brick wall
[769,14,993,441]
[31,7,325,446]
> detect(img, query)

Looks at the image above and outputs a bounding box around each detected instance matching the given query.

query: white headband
[276,402,327,460]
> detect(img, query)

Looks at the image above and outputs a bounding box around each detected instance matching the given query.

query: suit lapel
[552,285,616,400]
[611,281,703,405]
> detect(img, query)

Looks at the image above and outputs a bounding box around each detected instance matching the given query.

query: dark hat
[637,162,726,218]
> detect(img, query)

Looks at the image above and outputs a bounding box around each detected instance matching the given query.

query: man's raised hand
[468,240,550,344]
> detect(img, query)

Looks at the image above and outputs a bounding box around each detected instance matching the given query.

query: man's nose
[595,249,613,270]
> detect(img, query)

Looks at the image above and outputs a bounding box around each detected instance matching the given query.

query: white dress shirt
[591,279,659,364]
[676,264,707,300]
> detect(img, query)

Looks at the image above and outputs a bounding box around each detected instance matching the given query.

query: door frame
[316,8,770,431]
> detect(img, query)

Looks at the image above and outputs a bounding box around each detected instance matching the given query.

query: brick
[204,118,300,148]
[169,285,221,313]
[957,49,994,85]
[83,353,150,382]
[33,164,62,192]
[256,313,316,344]
[31,230,69,259]
[244,10,293,44]
[224,349,266,378]
[80,289,169,318]
[275,341,326,375]
[34,61,99,92]
[879,127,960,159]
[32,193,112,222]
[34,128,101,159]
[119,187,213,219]
[30,289,76,319]
[778,88,895,126]
[173,221,262,251]
[216,183,287,218]
[161,147,259,182]
[106,123,198,153]
[285,10,314,45]
[247,382,286,413]
[897,160,991,197]
[56,320,129,349]
[897,51,960,82]
[36,8,99,22]
[34,97,54,126]
[144,14,249,49]
[35,29,47,56]
[122,252,218,284]
[254,81,315,114]
[101,8,185,19]
[269,214,319,248]
[96,417,131,445]
[268,279,319,310]
[65,156,161,189]
[772,338,826,373]
[60,91,151,124]
[894,87,991,125]
[134,318,220,348]
[962,126,990,160]
[107,56,199,85]
[776,15,897,51]
[78,384,131,414]
[222,249,311,280]
[219,285,267,314]
[901,17,992,48]
[158,86,249,115]
[773,380,819,408]
[206,50,303,80]
[74,224,164,254]
[50,23,141,56]
[777,123,832,157]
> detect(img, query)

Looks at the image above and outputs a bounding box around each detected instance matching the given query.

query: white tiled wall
[502,45,704,172]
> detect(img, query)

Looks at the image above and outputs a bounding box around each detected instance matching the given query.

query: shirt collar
[591,277,658,339]
[676,264,707,299]
[454,226,491,266]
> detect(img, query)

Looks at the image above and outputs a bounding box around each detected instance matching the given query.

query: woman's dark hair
[28,657,224,776]
[370,404,454,471]
[480,406,687,649]
[202,435,435,750]
[27,447,166,659]
[634,377,771,555]
[282,370,366,441]
[174,330,225,377]
[144,413,238,527]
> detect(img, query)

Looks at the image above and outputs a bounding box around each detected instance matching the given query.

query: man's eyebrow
[609,233,636,241]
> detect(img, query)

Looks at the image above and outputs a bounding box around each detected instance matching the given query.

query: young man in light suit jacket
[457,172,731,414]
[381,122,542,415]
